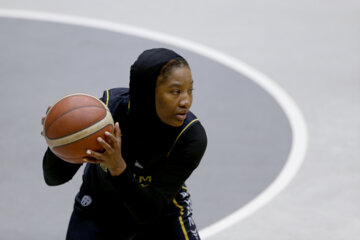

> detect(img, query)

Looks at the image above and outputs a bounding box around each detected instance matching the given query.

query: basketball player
[42,48,207,239]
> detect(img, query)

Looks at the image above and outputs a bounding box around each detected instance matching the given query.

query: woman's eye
[189,88,194,94]
[171,89,181,95]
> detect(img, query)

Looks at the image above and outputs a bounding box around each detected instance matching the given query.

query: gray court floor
[0,1,359,240]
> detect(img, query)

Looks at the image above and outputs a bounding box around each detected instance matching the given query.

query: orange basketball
[44,93,114,164]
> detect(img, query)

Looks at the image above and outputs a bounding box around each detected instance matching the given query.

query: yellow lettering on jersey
[139,176,152,182]
[139,175,152,187]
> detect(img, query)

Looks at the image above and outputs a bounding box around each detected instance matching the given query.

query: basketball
[43,93,114,164]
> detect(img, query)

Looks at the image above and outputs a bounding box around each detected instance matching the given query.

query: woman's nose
[179,94,192,108]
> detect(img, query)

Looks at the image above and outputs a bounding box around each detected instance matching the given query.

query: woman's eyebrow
[168,80,194,88]
[169,83,182,88]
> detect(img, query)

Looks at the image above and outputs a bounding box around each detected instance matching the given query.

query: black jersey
[42,88,207,238]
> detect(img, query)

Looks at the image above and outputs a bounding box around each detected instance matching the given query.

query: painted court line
[0,9,308,239]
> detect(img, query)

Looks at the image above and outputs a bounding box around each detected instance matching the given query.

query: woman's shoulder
[166,112,207,167]
[99,88,131,127]
[101,87,129,107]
[181,111,206,137]
[100,88,130,116]
[167,111,207,156]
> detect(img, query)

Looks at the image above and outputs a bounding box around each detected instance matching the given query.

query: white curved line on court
[0,9,308,239]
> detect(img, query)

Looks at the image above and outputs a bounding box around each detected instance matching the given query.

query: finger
[97,137,113,152]
[105,131,116,145]
[86,149,102,161]
[42,105,52,128]
[46,105,52,114]
[41,117,46,136]
[83,157,102,164]
[114,122,122,139]
[86,148,109,161]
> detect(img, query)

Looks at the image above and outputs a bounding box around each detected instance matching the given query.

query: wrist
[109,164,127,176]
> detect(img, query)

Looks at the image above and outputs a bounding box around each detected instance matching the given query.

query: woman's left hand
[84,122,127,176]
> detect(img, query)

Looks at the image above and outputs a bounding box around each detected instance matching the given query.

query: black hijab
[128,48,186,164]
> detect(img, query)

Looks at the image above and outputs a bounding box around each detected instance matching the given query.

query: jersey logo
[133,174,152,187]
[80,195,92,207]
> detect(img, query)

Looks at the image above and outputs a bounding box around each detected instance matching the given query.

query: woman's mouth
[175,113,187,121]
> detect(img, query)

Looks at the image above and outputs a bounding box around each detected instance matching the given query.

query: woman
[42,48,207,239]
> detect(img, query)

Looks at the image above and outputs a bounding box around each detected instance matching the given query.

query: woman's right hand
[41,105,52,136]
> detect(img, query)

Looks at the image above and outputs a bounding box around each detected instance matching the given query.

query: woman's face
[155,66,193,127]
